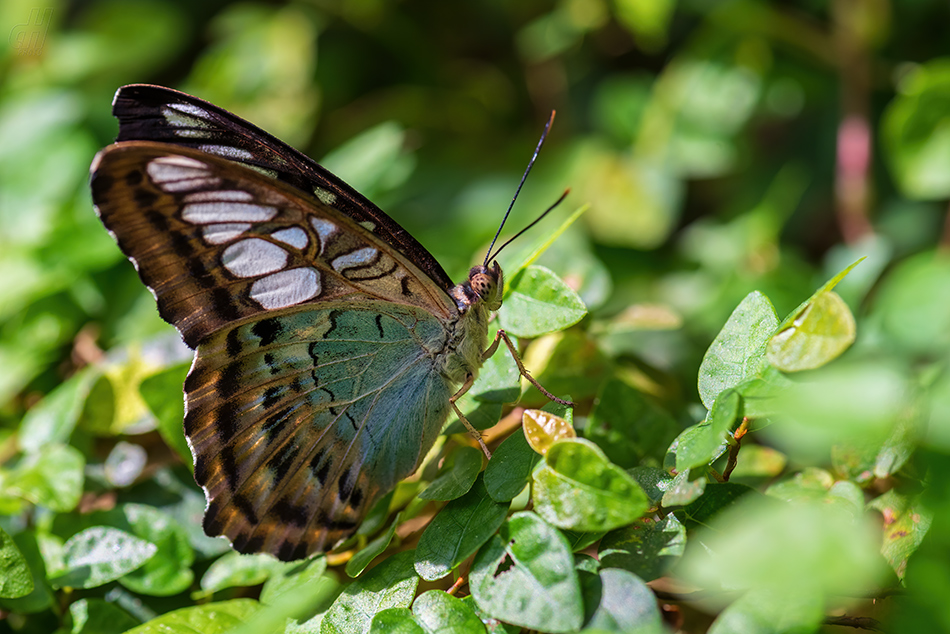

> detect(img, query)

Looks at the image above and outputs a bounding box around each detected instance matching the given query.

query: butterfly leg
[484,329,573,407]
[450,375,492,459]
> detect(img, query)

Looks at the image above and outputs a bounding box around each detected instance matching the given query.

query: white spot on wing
[199,145,256,161]
[271,227,309,249]
[184,190,254,203]
[222,238,288,277]
[162,104,211,129]
[250,268,321,308]
[332,247,378,271]
[310,217,338,251]
[314,187,337,205]
[183,202,278,224]
[359,220,377,231]
[202,223,251,244]
[147,156,221,192]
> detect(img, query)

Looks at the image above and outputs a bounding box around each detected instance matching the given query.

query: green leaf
[69,598,139,634]
[321,121,413,200]
[707,588,824,634]
[116,504,194,596]
[139,361,191,466]
[872,251,950,355]
[347,515,400,578]
[585,377,679,469]
[122,599,259,634]
[470,512,583,632]
[470,340,521,404]
[628,466,674,506]
[522,409,575,455]
[18,366,98,453]
[767,291,856,372]
[0,531,53,614]
[498,265,587,338]
[867,490,932,581]
[414,477,509,581]
[261,555,328,604]
[533,438,649,532]
[0,526,32,598]
[50,527,157,589]
[680,497,888,599]
[698,291,779,409]
[484,429,541,503]
[200,552,284,593]
[675,389,739,471]
[6,443,84,512]
[369,607,425,634]
[583,568,663,632]
[882,60,950,199]
[412,590,486,633]
[680,482,759,530]
[598,515,686,581]
[418,447,483,501]
[660,469,707,507]
[322,550,419,634]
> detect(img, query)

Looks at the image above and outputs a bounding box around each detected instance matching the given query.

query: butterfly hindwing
[91,142,455,348]
[111,84,455,292]
[185,303,453,559]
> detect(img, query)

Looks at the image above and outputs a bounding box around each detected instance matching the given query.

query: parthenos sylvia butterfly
[89,85,568,561]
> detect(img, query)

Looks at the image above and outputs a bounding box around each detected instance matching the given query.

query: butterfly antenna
[485,188,570,263]
[483,110,556,267]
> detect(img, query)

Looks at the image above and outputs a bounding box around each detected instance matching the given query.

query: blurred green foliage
[2,0,950,632]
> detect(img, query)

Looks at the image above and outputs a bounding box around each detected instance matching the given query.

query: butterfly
[90,84,567,561]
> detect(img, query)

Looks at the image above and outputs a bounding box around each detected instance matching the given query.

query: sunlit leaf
[533,438,648,532]
[522,409,575,455]
[470,512,583,632]
[50,527,157,589]
[498,265,587,338]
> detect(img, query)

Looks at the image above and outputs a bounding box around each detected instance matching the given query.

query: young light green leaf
[418,447,483,501]
[414,477,508,581]
[0,526,32,599]
[470,512,582,632]
[322,550,419,634]
[767,291,856,372]
[522,409,575,455]
[532,438,649,532]
[510,205,588,276]
[50,527,157,589]
[484,429,541,503]
[498,265,587,338]
[412,590,486,634]
[122,599,259,634]
[698,291,779,409]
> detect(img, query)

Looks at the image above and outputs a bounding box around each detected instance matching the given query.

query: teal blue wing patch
[184,302,453,561]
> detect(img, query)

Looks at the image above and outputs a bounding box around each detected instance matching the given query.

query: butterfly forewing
[91,142,455,348]
[111,84,454,292]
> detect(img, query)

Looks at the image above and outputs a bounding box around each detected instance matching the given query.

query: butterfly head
[454,261,503,312]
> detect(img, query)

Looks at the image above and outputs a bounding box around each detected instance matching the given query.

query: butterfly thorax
[441,262,503,384]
